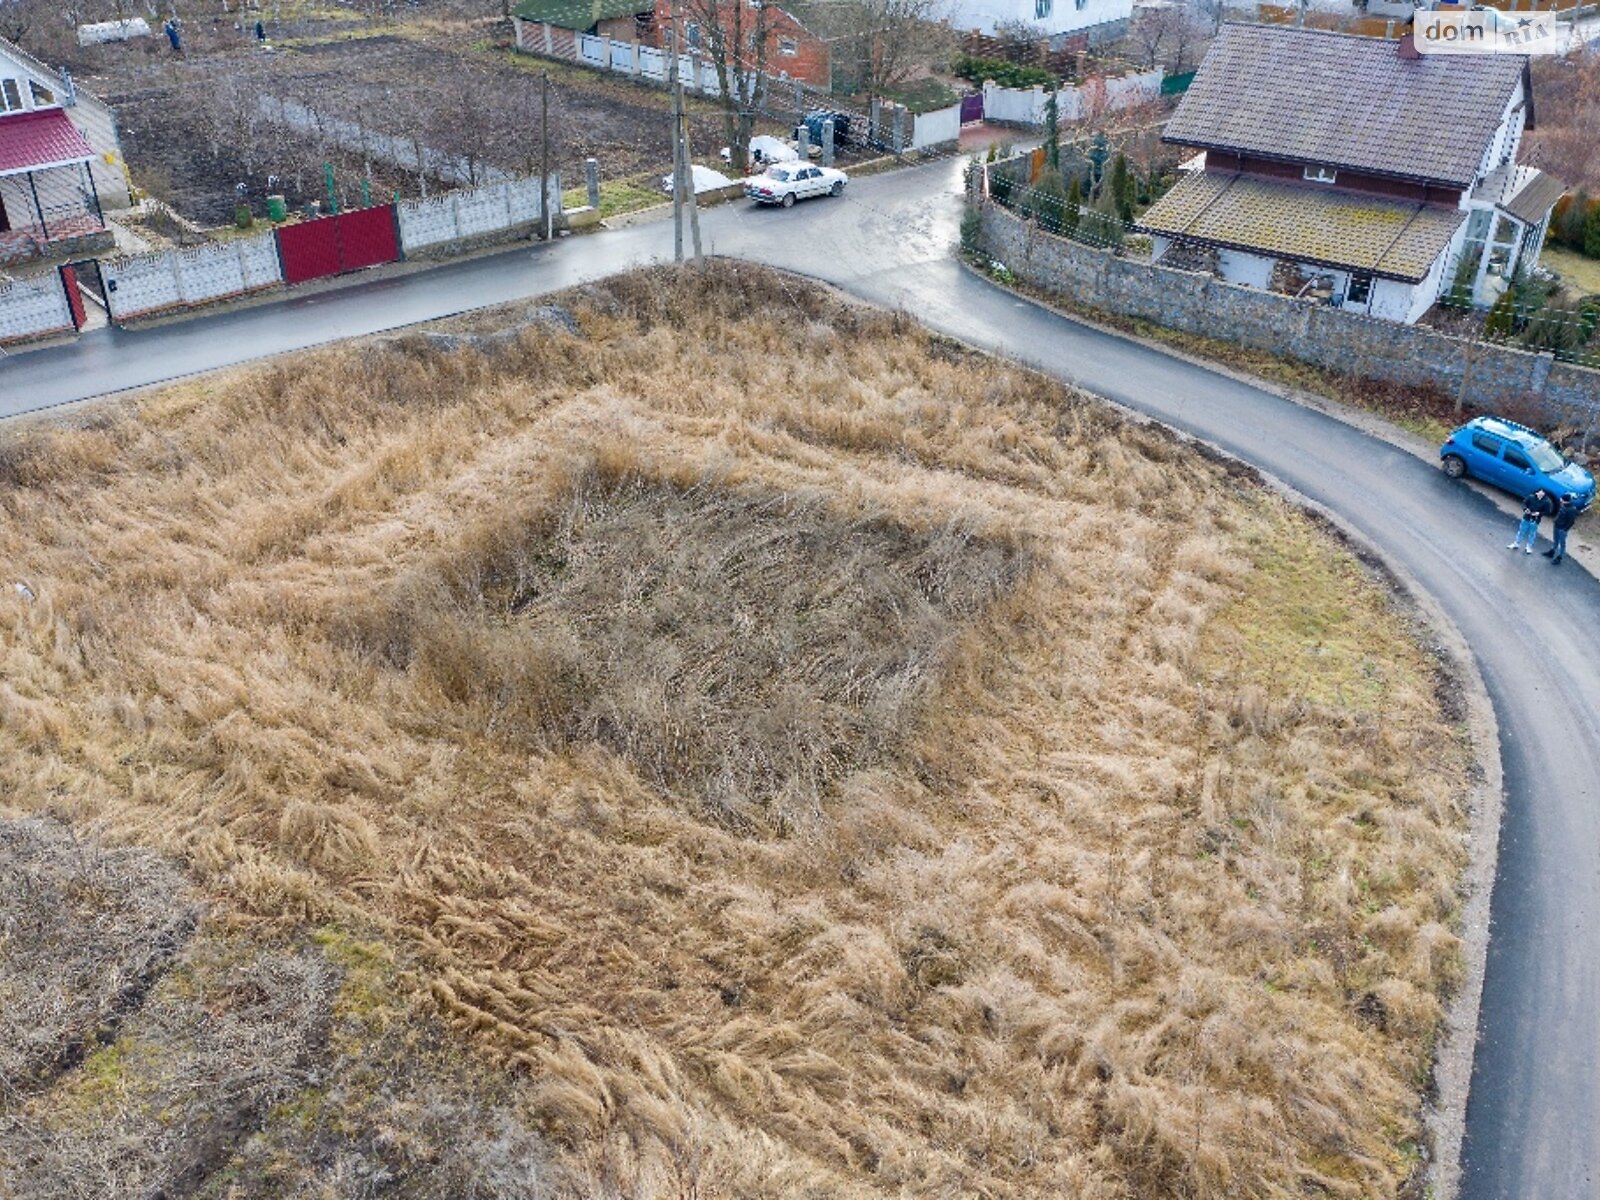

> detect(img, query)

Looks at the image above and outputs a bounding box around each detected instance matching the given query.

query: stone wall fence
[973,201,1600,431]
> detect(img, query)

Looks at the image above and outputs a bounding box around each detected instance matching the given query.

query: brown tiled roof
[1162,24,1527,188]
[1502,167,1566,225]
[1136,170,1467,282]
[1472,164,1567,225]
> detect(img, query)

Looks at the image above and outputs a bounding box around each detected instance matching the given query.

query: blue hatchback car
[1439,417,1595,511]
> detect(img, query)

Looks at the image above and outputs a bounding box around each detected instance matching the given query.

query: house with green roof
[1137,23,1566,324]
[512,0,652,40]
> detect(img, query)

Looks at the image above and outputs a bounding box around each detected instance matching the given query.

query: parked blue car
[1439,417,1595,510]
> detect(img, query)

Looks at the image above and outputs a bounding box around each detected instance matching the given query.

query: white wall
[911,103,961,150]
[1215,248,1273,289]
[1368,277,1419,323]
[950,0,1133,38]
[0,272,73,343]
[1477,81,1526,184]
[103,232,282,321]
[396,174,562,254]
[981,70,1161,126]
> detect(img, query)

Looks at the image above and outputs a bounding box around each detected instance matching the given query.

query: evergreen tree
[1110,152,1132,224]
[1484,288,1517,339]
[1065,175,1082,235]
[1585,199,1600,259]
[1043,92,1060,173]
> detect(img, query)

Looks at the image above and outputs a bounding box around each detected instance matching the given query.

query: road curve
[5,156,1599,1197]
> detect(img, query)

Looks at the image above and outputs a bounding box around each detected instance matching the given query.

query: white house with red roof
[0,36,128,267]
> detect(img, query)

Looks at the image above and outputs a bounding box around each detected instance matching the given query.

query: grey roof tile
[1162,24,1527,188]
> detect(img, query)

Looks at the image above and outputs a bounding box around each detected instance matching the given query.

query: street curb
[946,258,1504,1200]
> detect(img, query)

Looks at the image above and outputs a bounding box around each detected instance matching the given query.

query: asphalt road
[5,157,1599,1197]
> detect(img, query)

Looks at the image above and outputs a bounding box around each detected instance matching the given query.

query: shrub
[989,169,1017,208]
[1484,288,1518,339]
[953,54,1055,90]
[1520,304,1581,354]
[1552,191,1589,253]
[1586,200,1600,259]
[1021,171,1070,233]
[960,205,983,256]
[1578,295,1600,343]
[1441,251,1480,312]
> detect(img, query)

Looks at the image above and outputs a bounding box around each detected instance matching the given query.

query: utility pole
[666,1,703,263]
[667,16,685,261]
[540,73,552,240]
[683,95,703,262]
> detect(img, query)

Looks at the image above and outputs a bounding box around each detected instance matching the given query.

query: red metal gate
[59,264,86,331]
[275,204,400,286]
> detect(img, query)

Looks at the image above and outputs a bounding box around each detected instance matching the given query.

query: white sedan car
[744,163,848,207]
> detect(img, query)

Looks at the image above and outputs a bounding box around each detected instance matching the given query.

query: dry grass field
[0,265,1470,1199]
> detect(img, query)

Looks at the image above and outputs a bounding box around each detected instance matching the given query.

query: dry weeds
[0,264,1470,1198]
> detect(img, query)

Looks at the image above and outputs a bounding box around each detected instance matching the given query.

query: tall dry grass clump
[0,263,1470,1199]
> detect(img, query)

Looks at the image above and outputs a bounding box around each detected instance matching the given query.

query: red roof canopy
[0,108,94,178]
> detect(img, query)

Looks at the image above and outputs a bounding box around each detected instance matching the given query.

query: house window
[30,81,54,106]
[0,79,22,112]
[1303,164,1337,184]
[1035,0,1052,16]
[685,19,701,48]
[1347,273,1373,305]
[779,36,797,55]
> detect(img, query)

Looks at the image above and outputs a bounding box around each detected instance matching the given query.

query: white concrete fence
[0,170,566,335]
[103,232,283,322]
[910,102,962,151]
[981,70,1163,127]
[396,174,562,254]
[0,273,75,345]
[512,17,737,96]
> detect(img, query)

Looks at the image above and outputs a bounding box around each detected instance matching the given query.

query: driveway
[3,155,1598,1198]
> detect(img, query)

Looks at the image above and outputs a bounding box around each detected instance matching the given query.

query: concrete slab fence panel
[0,274,75,344]
[911,103,961,150]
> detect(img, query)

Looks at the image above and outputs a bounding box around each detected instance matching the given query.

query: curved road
[5,156,1599,1196]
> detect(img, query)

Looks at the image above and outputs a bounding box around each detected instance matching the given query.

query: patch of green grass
[563,177,666,218]
[311,926,400,1030]
[879,78,960,115]
[1199,515,1417,712]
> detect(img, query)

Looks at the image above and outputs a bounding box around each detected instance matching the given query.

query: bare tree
[820,0,955,101]
[1132,2,1200,72]
[676,0,769,173]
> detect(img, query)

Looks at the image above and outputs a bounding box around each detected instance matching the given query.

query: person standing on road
[1542,493,1579,565]
[1510,489,1554,554]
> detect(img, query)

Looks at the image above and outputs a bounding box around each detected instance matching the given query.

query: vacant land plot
[69,18,732,224]
[0,265,1470,1198]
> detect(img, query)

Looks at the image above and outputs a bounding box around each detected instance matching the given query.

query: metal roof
[0,108,94,178]
[1137,170,1468,283]
[1162,24,1528,189]
[513,0,648,29]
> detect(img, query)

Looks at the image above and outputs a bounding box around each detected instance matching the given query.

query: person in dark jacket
[1542,493,1580,565]
[1510,489,1554,554]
